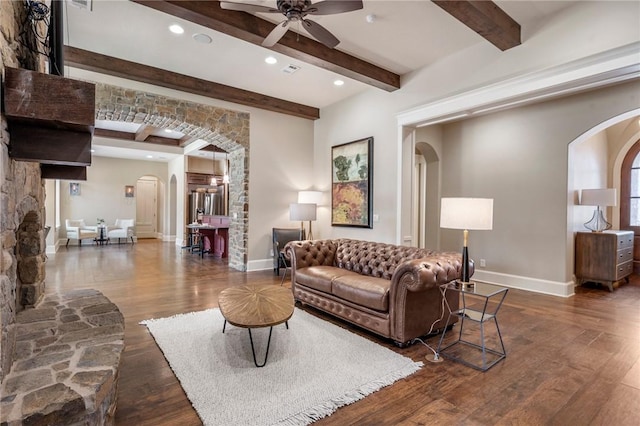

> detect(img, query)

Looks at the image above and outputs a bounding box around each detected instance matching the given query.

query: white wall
[59,156,168,240]
[313,1,640,296]
[440,83,639,291]
[246,110,314,270]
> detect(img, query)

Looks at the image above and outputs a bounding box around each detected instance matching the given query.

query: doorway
[136,176,158,239]
[402,135,441,250]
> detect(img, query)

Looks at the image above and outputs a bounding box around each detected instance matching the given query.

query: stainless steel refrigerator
[189,188,226,223]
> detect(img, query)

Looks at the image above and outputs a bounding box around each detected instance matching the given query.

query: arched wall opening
[399,126,443,250]
[169,174,178,240]
[567,109,640,281]
[94,83,250,270]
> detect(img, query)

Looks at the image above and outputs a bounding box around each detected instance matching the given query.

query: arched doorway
[169,174,177,241]
[94,84,250,270]
[414,142,440,249]
[400,127,442,250]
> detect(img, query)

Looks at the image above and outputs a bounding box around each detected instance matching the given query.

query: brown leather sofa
[285,238,470,346]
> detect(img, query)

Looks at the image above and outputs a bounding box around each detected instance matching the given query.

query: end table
[437,281,508,371]
[95,225,109,246]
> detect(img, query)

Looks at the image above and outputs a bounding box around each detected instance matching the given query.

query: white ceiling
[63,0,577,161]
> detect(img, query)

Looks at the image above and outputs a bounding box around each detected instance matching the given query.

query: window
[620,140,640,233]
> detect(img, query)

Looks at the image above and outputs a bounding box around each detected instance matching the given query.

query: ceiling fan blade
[262,21,289,47]
[303,19,340,49]
[308,0,363,16]
[219,1,279,13]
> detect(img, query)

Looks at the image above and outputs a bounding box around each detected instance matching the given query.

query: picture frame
[331,137,373,228]
[69,182,80,196]
[125,185,135,198]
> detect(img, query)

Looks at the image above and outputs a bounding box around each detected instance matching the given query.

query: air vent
[69,0,92,10]
[282,64,301,74]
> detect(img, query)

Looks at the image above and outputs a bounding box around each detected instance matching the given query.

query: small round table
[218,285,294,367]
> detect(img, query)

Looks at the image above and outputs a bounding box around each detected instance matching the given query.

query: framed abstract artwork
[331,137,373,228]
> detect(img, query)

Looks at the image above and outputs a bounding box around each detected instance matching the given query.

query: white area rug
[142,308,422,425]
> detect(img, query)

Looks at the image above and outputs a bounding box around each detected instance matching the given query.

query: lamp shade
[440,198,493,230]
[580,189,617,207]
[298,191,323,205]
[289,203,317,221]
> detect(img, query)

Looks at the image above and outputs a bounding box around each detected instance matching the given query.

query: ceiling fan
[219,0,364,48]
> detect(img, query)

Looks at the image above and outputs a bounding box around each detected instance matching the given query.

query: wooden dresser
[575,230,634,291]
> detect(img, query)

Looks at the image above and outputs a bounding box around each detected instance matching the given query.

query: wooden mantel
[3,67,95,172]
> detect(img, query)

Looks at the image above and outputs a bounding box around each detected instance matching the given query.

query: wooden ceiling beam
[94,128,135,140]
[144,135,182,147]
[432,0,521,51]
[131,0,400,92]
[64,46,319,120]
[94,128,182,147]
[134,124,155,142]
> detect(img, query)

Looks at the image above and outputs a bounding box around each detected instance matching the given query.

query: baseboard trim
[247,258,275,272]
[473,270,575,298]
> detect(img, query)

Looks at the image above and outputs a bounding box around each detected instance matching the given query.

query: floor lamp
[289,203,316,240]
[440,198,494,286]
[296,191,322,239]
[580,188,616,232]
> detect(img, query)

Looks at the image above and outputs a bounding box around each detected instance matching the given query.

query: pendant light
[222,152,230,184]
[210,151,217,186]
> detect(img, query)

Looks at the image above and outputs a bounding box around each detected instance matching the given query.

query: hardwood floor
[45,240,640,425]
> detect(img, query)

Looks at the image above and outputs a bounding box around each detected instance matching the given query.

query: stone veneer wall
[1,1,48,383]
[94,84,251,270]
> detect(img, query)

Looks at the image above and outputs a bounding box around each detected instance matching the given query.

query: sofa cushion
[332,272,391,312]
[295,266,350,293]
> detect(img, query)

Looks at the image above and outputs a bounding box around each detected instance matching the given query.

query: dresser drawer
[618,232,634,249]
[615,261,633,281]
[617,247,633,264]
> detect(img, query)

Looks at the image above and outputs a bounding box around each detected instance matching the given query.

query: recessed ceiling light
[164,129,173,133]
[169,24,184,34]
[146,155,154,159]
[334,79,345,86]
[193,33,212,44]
[265,56,278,65]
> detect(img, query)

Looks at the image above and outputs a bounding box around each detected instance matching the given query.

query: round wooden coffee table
[218,284,294,367]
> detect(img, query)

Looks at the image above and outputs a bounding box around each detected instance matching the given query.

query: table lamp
[440,198,494,285]
[580,188,616,232]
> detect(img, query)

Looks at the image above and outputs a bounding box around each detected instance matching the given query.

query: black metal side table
[95,225,109,246]
[437,281,508,371]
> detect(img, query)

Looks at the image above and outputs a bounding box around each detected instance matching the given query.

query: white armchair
[107,219,135,244]
[65,219,98,246]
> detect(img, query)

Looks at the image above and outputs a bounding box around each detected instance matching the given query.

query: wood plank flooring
[45,240,640,425]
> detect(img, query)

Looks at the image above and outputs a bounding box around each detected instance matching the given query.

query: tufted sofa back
[335,239,436,280]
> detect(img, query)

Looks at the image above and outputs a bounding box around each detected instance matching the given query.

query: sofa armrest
[285,240,337,270]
